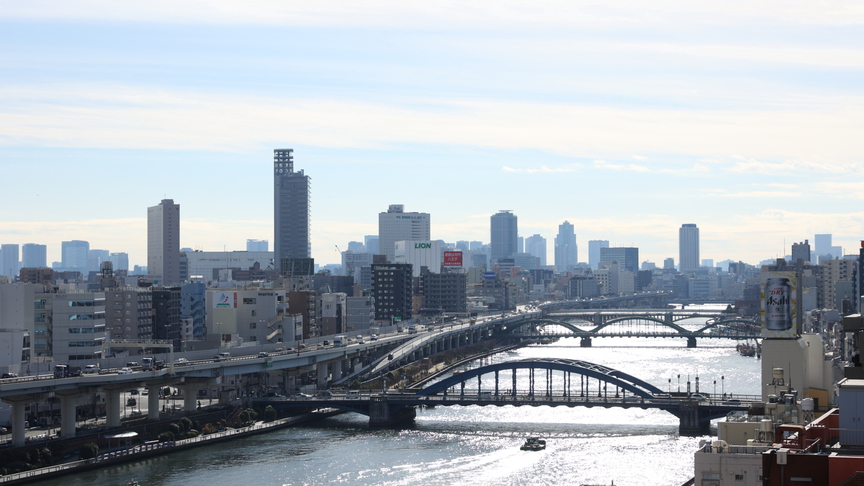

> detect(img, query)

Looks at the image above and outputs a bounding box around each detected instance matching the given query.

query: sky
[1,1,864,268]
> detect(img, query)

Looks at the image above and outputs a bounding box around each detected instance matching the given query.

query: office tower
[1,244,19,277]
[600,247,639,273]
[791,240,811,264]
[246,239,269,252]
[148,198,181,285]
[678,223,700,273]
[152,287,182,351]
[490,210,518,262]
[456,240,470,252]
[347,241,366,253]
[525,234,547,267]
[364,235,379,255]
[469,241,483,251]
[372,262,414,321]
[517,236,524,254]
[664,258,675,270]
[61,240,89,274]
[88,249,110,273]
[588,240,609,270]
[554,221,577,271]
[274,148,311,268]
[378,204,431,262]
[109,252,129,272]
[702,259,714,268]
[815,234,832,257]
[22,243,47,268]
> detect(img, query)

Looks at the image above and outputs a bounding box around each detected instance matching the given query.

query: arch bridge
[258,358,749,435]
[506,315,761,347]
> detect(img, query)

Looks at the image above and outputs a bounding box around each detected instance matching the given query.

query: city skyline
[1,3,863,268]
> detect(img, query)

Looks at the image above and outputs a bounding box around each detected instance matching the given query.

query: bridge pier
[580,337,592,347]
[677,399,710,436]
[368,396,416,426]
[686,337,697,348]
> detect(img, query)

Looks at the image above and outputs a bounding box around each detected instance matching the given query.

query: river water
[31,320,761,486]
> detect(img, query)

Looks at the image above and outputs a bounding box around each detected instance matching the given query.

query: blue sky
[1,1,863,268]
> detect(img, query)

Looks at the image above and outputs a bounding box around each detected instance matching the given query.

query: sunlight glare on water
[29,330,761,486]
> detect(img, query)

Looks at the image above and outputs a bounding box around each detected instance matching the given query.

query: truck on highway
[333,335,346,347]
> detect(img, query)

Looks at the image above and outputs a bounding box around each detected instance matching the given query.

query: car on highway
[175,358,189,365]
[690,394,708,402]
[117,367,133,375]
[370,334,378,341]
[723,399,743,406]
[257,352,269,358]
[83,365,98,374]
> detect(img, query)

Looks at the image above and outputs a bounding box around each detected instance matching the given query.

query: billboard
[214,292,237,309]
[443,251,463,267]
[483,272,496,280]
[760,271,797,339]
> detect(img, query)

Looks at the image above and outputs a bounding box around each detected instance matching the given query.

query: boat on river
[520,437,546,451]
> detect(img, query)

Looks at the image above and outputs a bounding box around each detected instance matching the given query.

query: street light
[721,375,725,398]
[677,374,680,394]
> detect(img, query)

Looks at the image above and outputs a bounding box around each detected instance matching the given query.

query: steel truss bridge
[506,313,761,348]
[255,358,752,436]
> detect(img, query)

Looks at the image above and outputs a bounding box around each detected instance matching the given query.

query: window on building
[250,322,257,329]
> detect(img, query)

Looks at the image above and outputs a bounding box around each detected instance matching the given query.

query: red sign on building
[443,251,463,267]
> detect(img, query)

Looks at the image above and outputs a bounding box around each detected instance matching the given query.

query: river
[29,327,762,486]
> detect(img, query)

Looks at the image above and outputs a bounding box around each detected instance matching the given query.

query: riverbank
[0,409,344,485]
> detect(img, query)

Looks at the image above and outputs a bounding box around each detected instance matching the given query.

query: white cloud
[502,165,579,173]
[3,84,862,168]
[4,1,864,28]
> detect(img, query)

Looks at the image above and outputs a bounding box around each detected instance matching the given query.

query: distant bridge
[506,312,761,347]
[257,358,752,435]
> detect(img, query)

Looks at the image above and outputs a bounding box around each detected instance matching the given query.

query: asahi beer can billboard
[760,271,797,338]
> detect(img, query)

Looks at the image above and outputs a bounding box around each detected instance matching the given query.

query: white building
[378,205,430,262]
[205,287,290,345]
[184,251,274,281]
[679,223,700,273]
[394,240,442,277]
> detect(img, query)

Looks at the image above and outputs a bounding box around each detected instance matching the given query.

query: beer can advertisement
[443,251,462,267]
[760,270,797,339]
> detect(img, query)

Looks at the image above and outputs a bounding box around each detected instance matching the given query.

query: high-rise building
[791,239,811,264]
[1,244,19,277]
[678,223,700,273]
[588,240,609,270]
[109,252,129,272]
[378,204,430,262]
[364,235,379,255]
[274,148,311,269]
[88,249,110,273]
[372,262,414,321]
[554,221,577,271]
[600,247,639,273]
[347,241,366,253]
[21,243,47,269]
[148,198,181,285]
[61,240,89,274]
[525,234,547,267]
[664,258,675,270]
[246,239,269,252]
[490,210,518,262]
